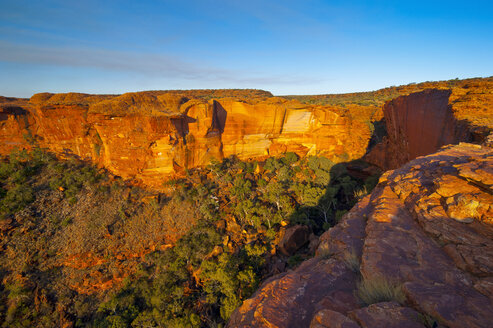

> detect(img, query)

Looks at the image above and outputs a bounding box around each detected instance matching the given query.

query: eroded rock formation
[0,91,372,187]
[228,139,493,328]
[2,78,493,188]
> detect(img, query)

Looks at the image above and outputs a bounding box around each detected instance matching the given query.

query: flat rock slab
[348,302,426,328]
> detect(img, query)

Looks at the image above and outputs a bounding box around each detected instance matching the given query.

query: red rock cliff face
[0,105,30,153]
[228,139,493,328]
[366,89,467,170]
[0,92,373,187]
[2,81,491,188]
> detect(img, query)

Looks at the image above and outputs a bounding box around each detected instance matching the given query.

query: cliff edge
[228,139,493,328]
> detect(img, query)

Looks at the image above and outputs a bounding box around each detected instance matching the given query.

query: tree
[316,186,338,226]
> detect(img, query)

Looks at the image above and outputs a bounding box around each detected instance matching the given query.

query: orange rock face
[0,99,31,153]
[0,91,372,187]
[228,139,493,328]
[2,79,492,188]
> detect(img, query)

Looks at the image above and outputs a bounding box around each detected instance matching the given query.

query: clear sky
[1,0,492,97]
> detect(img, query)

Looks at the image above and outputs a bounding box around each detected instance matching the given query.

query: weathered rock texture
[0,91,372,187]
[228,139,493,328]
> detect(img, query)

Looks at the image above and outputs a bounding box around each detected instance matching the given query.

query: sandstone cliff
[0,91,373,187]
[290,77,493,170]
[228,138,493,328]
[1,78,492,188]
[1,79,493,326]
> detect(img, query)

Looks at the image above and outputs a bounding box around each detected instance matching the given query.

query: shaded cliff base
[228,138,493,328]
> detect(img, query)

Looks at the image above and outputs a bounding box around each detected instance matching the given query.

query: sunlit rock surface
[0,91,372,187]
[1,78,492,189]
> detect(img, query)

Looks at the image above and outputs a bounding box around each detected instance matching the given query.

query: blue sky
[1,0,492,97]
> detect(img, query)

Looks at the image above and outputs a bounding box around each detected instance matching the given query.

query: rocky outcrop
[0,91,372,187]
[228,140,493,328]
[366,89,468,170]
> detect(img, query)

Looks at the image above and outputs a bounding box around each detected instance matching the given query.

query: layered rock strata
[2,79,492,188]
[0,92,372,187]
[228,139,493,328]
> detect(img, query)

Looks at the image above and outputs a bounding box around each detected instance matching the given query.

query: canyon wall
[2,78,492,188]
[0,92,373,187]
[366,89,470,170]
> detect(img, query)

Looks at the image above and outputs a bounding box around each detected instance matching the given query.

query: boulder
[278,225,311,256]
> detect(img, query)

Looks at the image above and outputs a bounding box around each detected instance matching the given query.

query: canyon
[2,78,492,188]
[1,77,493,327]
[226,80,493,328]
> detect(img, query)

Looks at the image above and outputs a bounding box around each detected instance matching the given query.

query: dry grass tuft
[343,250,360,273]
[317,242,332,259]
[353,186,368,200]
[357,275,405,305]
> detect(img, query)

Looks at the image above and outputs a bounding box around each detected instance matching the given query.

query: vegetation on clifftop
[282,77,493,107]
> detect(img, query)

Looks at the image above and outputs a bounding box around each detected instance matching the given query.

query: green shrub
[61,217,73,227]
[364,174,380,192]
[283,152,298,164]
[335,210,348,223]
[287,254,303,268]
[0,148,379,327]
[47,161,102,200]
[0,184,34,214]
